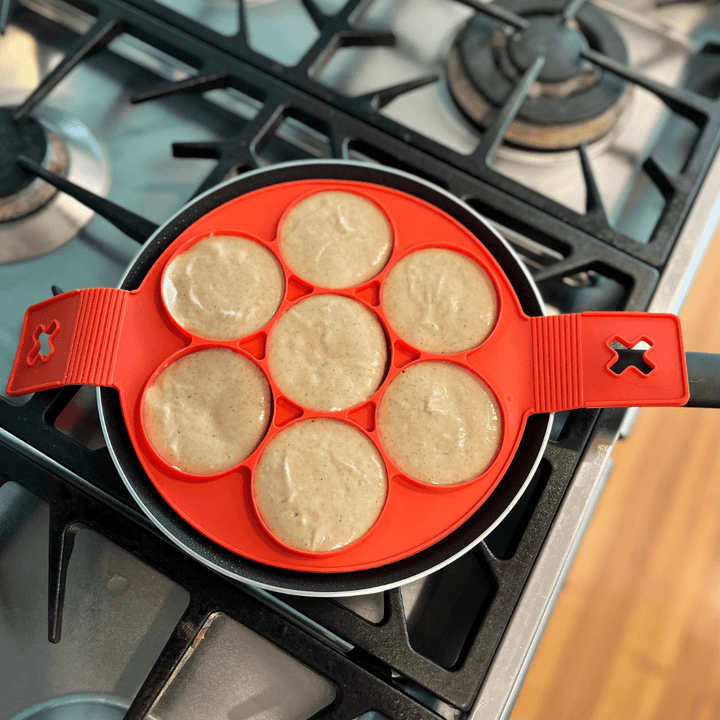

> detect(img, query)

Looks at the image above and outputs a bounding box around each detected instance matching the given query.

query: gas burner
[11,694,138,720]
[447,0,630,150]
[0,101,110,264]
[0,106,68,223]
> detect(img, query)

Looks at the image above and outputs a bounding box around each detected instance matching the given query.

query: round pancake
[279,191,392,288]
[268,294,387,411]
[382,247,498,353]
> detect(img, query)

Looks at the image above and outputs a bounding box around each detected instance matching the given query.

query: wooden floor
[511,232,719,720]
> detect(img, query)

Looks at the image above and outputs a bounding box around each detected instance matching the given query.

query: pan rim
[98,159,553,596]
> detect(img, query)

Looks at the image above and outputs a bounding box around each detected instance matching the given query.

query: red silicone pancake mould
[6,180,689,572]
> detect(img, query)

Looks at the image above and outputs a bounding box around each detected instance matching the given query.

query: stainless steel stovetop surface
[1,0,719,718]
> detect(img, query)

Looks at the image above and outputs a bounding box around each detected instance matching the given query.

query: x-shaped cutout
[27,320,60,366]
[606,337,655,376]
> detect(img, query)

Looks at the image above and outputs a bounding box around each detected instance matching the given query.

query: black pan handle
[685,352,720,408]
[616,350,719,408]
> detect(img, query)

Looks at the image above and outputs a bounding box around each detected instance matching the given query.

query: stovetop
[1,0,719,718]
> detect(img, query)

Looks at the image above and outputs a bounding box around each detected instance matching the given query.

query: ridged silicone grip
[6,288,127,396]
[64,288,126,385]
[531,313,583,413]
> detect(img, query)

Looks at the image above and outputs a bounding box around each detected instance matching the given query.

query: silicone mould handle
[530,311,689,413]
[7,292,691,413]
[7,288,128,395]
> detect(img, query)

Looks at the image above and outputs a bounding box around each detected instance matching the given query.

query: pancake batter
[382,247,498,353]
[253,419,387,552]
[143,348,272,475]
[279,191,393,288]
[268,294,387,411]
[377,361,501,485]
[162,234,284,340]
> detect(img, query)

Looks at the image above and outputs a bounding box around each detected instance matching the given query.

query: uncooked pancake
[143,349,272,475]
[253,419,387,552]
[377,361,501,485]
[381,248,498,353]
[162,234,284,340]
[279,191,393,288]
[267,294,387,411]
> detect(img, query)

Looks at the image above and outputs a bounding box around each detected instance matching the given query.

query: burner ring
[0,98,110,264]
[0,129,68,223]
[0,107,69,222]
[447,0,630,150]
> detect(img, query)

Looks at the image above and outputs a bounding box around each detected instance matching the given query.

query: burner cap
[447,0,630,150]
[508,16,589,82]
[0,107,47,198]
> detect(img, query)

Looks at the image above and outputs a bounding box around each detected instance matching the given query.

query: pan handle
[685,352,720,408]
[6,288,128,396]
[615,350,720,407]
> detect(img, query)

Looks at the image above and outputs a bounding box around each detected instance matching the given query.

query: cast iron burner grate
[6,0,662,311]
[99,0,720,267]
[0,424,439,719]
[5,0,717,273]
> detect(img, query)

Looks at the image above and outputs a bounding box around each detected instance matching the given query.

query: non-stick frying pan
[7,161,718,595]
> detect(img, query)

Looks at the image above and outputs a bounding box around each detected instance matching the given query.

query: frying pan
[7,161,718,595]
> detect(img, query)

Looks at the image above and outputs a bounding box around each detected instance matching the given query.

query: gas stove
[1,0,718,718]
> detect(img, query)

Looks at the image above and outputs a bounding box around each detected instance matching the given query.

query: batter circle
[254,419,387,552]
[382,247,498,353]
[279,190,393,288]
[162,234,284,340]
[378,361,501,485]
[268,294,388,412]
[143,348,272,475]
